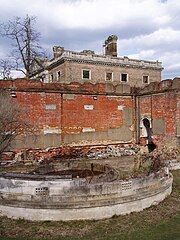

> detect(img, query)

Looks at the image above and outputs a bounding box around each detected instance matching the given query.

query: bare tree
[0,91,32,157]
[0,15,43,79]
[0,59,13,79]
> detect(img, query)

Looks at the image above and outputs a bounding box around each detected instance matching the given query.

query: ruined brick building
[0,36,179,151]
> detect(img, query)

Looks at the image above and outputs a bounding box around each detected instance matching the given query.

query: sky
[0,0,180,79]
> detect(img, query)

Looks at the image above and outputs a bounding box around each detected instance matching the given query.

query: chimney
[53,46,64,59]
[103,35,118,57]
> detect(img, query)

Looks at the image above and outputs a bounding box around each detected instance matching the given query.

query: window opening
[57,71,61,81]
[106,72,113,81]
[82,69,90,79]
[50,74,53,82]
[121,73,128,82]
[142,75,149,84]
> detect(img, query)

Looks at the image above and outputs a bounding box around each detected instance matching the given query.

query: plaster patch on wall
[45,104,56,110]
[84,105,94,110]
[176,122,180,136]
[117,105,124,110]
[107,96,131,100]
[153,119,165,135]
[123,108,132,126]
[63,94,75,100]
[40,92,46,97]
[44,129,61,134]
[108,126,132,142]
[82,127,95,133]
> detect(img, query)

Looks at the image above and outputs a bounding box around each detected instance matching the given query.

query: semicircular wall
[0,171,172,221]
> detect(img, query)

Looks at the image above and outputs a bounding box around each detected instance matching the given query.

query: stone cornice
[47,50,163,71]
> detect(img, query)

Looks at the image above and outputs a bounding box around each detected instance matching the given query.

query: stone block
[63,94,75,100]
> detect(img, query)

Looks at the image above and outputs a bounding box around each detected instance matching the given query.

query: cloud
[120,27,180,54]
[41,0,166,29]
[119,26,180,79]
[0,0,170,31]
[0,0,180,79]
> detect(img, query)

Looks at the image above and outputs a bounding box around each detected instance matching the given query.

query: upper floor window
[105,72,113,81]
[82,69,91,79]
[121,73,128,82]
[49,74,54,82]
[142,75,149,84]
[57,71,61,81]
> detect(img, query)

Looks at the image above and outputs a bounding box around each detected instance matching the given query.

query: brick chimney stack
[53,46,64,59]
[104,35,118,57]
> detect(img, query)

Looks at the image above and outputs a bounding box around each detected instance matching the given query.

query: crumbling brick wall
[138,79,180,147]
[0,78,179,150]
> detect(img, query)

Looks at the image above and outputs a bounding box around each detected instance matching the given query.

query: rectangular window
[121,73,128,82]
[57,71,61,81]
[49,74,53,82]
[142,75,149,84]
[82,69,91,79]
[105,72,113,81]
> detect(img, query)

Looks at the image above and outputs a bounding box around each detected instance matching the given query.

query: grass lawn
[0,170,180,240]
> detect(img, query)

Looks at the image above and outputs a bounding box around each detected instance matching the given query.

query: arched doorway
[142,118,156,152]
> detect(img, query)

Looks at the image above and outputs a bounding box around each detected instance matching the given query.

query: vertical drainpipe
[134,94,139,144]
[151,94,153,129]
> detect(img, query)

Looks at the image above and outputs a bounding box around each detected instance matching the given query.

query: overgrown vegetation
[0,170,180,240]
[133,146,180,177]
[0,90,32,158]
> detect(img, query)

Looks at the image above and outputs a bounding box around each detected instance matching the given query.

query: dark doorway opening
[142,118,156,152]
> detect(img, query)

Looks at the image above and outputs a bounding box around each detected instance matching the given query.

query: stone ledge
[0,172,172,221]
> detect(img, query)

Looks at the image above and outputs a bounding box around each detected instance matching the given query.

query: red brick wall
[0,78,179,149]
[0,80,134,147]
[138,91,178,146]
[62,95,133,134]
[15,92,133,144]
[16,91,62,133]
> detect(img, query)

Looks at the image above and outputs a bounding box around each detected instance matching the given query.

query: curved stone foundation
[0,171,173,221]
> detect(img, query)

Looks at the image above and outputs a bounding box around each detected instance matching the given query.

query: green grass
[0,170,180,240]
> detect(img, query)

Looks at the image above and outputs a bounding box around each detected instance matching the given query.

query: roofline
[46,49,163,71]
[47,56,163,71]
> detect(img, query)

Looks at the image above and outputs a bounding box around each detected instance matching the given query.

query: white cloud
[120,27,180,56]
[36,0,168,30]
[119,27,180,79]
[0,0,171,29]
[0,0,180,79]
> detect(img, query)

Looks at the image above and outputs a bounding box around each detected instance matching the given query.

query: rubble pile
[86,145,137,159]
[134,145,180,175]
[0,144,138,167]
